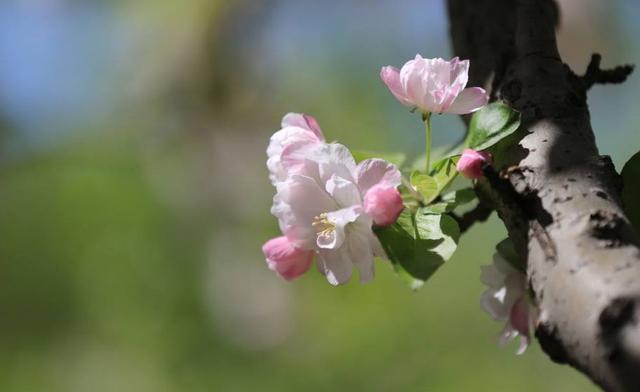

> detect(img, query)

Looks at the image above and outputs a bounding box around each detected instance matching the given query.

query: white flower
[480,252,537,354]
[270,141,402,285]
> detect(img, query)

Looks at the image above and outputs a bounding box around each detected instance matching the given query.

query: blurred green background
[0,0,638,391]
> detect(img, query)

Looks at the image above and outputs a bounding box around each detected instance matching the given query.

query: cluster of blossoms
[262,54,531,354]
[480,252,538,354]
[262,113,404,285]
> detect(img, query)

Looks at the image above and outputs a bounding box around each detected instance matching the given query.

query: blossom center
[312,213,336,238]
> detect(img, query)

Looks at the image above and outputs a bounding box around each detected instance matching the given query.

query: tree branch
[447,0,640,390]
[581,53,635,90]
[455,202,493,233]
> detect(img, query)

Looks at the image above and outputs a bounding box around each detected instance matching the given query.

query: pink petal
[509,297,531,341]
[445,87,488,114]
[262,236,314,280]
[303,114,324,140]
[281,113,325,140]
[355,158,402,194]
[400,58,428,109]
[440,58,470,112]
[380,66,412,107]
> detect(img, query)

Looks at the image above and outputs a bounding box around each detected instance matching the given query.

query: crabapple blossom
[457,148,492,179]
[380,55,488,115]
[266,125,403,285]
[480,252,538,355]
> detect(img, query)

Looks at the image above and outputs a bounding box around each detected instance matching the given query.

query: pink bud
[457,148,492,179]
[363,185,404,226]
[262,236,314,280]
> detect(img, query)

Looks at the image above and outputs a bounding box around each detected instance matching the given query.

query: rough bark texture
[447,0,640,391]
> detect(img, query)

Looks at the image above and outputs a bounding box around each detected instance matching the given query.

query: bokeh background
[0,0,638,391]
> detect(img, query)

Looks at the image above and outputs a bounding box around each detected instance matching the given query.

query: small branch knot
[581,53,635,90]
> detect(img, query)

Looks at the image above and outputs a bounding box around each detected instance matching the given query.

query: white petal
[355,159,401,195]
[369,232,387,260]
[325,174,361,207]
[480,290,510,320]
[479,264,504,289]
[317,143,357,183]
[347,220,375,283]
[317,248,353,286]
[276,175,336,248]
[267,126,322,184]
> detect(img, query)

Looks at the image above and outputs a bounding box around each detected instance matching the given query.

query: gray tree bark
[447,0,639,390]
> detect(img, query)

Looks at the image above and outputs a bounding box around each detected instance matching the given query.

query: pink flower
[456,148,492,179]
[270,141,402,285]
[480,252,538,355]
[267,113,325,184]
[363,184,404,226]
[380,55,488,114]
[262,236,314,281]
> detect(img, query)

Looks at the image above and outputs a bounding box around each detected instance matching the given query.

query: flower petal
[281,112,324,140]
[316,206,361,249]
[380,66,412,107]
[347,220,375,283]
[355,158,401,194]
[445,87,488,114]
[267,126,323,184]
[326,174,362,207]
[274,174,336,248]
[317,248,353,286]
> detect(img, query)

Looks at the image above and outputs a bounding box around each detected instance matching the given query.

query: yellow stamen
[312,213,335,235]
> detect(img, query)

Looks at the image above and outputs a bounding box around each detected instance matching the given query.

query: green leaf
[415,211,460,263]
[422,188,477,214]
[374,210,460,286]
[465,102,520,151]
[495,238,525,273]
[622,151,640,232]
[430,155,460,195]
[410,171,438,202]
[352,150,406,167]
[421,202,452,214]
[441,188,477,205]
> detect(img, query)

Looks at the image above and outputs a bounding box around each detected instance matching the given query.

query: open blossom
[380,55,488,114]
[266,113,325,184]
[263,114,404,285]
[457,148,492,179]
[480,252,538,355]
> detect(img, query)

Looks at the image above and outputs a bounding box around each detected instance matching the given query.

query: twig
[581,53,634,90]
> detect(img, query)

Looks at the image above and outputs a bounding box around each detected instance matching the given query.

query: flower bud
[363,184,404,226]
[262,236,314,280]
[457,148,492,179]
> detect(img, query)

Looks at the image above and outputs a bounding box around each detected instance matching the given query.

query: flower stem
[423,112,432,174]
